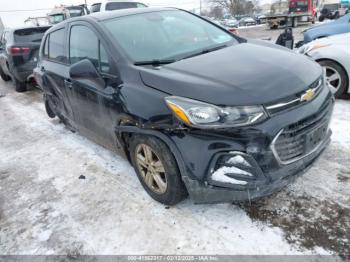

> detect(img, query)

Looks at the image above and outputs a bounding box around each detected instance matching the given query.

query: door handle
[64,79,73,89]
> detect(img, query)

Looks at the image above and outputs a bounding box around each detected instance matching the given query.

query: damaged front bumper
[183,131,331,204]
[167,87,335,204]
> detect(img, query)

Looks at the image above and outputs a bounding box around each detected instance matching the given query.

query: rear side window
[69,25,110,73]
[48,29,66,63]
[105,2,146,10]
[14,27,49,43]
[91,3,101,13]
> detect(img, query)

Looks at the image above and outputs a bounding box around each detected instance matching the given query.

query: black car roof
[47,7,177,32]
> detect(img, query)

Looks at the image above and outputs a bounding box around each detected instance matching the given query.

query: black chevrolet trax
[34,8,334,205]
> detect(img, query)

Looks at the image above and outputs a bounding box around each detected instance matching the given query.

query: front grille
[272,98,333,164]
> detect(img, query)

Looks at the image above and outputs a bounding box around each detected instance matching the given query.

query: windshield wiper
[134,59,176,66]
[181,44,228,60]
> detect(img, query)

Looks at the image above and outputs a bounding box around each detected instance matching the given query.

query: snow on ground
[0,81,349,256]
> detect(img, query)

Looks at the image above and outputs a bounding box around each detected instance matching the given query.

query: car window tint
[91,3,101,13]
[70,26,99,67]
[70,25,110,73]
[14,27,49,43]
[99,42,110,73]
[49,29,66,63]
[105,2,139,10]
[43,35,49,58]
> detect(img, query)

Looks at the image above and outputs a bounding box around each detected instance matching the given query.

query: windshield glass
[106,2,147,10]
[68,8,84,17]
[102,10,236,62]
[49,14,65,24]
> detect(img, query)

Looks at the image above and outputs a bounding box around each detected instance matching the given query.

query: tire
[45,97,56,118]
[129,135,187,205]
[13,78,27,92]
[319,15,325,22]
[319,60,348,98]
[0,68,11,82]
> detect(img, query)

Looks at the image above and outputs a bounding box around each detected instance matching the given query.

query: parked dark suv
[0,26,50,92]
[34,8,334,205]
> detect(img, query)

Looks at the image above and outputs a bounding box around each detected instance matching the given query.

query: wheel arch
[115,125,190,184]
[316,58,350,94]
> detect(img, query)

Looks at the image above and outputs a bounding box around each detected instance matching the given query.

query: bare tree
[208,0,257,15]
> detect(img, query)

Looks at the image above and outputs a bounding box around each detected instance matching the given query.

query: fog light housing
[208,152,263,188]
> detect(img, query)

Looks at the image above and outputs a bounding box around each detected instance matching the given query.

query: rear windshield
[323,4,339,9]
[105,2,147,10]
[14,27,49,43]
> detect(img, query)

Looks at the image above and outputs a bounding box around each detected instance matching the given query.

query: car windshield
[102,10,236,63]
[106,2,147,10]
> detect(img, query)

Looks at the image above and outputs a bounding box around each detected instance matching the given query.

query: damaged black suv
[34,8,334,205]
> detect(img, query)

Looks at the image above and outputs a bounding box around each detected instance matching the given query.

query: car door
[39,27,76,125]
[67,22,122,148]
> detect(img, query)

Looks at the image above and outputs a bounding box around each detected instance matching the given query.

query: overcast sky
[0,0,205,27]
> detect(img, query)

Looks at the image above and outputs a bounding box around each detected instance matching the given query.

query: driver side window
[69,25,111,73]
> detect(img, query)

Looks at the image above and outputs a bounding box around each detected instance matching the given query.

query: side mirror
[69,59,105,89]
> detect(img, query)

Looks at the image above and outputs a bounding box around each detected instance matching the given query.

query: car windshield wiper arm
[134,59,176,66]
[181,44,228,60]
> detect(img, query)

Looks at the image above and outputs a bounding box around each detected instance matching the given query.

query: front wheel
[130,135,187,205]
[319,60,348,98]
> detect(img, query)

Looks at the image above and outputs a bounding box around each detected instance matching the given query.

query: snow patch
[211,166,252,185]
[226,155,251,167]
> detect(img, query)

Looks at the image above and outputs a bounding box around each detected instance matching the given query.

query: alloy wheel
[135,144,167,194]
[325,66,342,94]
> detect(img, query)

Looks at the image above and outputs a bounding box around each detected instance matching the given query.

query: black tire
[45,97,56,118]
[319,60,348,98]
[0,68,11,82]
[129,135,187,205]
[319,15,325,22]
[13,78,27,92]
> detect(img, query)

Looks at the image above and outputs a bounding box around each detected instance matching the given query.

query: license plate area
[304,122,328,153]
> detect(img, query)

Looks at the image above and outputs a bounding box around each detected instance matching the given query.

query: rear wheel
[0,68,11,82]
[319,60,348,98]
[13,78,27,92]
[130,135,187,205]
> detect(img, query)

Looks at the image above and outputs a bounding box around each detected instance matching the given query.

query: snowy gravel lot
[0,75,349,256]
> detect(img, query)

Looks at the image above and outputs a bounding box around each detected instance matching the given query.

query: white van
[90,0,147,13]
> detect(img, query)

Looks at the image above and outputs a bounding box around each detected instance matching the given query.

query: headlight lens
[165,96,267,128]
[299,43,331,55]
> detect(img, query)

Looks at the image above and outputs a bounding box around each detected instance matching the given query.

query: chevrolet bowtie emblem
[300,89,315,102]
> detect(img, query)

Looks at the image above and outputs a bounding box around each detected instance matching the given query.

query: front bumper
[167,87,334,204]
[183,131,331,204]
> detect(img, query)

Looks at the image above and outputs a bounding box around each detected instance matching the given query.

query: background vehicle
[48,5,89,24]
[266,0,317,29]
[299,32,350,98]
[239,17,257,26]
[35,8,332,205]
[90,0,147,13]
[319,3,341,21]
[302,13,350,44]
[0,26,50,92]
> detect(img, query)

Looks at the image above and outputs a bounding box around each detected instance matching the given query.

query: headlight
[299,43,331,55]
[165,96,267,128]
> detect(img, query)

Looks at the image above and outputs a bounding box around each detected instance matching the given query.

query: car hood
[139,40,322,106]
